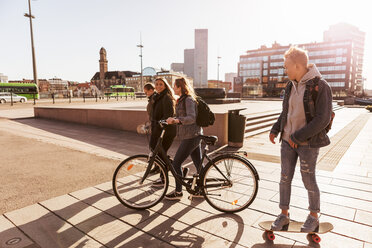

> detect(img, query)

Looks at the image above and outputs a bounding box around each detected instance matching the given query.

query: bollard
[33,93,36,105]
[96,93,98,102]
[117,92,118,101]
[69,93,71,103]
[52,93,55,104]
[83,93,85,103]
[10,92,13,106]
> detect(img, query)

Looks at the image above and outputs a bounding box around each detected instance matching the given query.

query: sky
[1,0,371,89]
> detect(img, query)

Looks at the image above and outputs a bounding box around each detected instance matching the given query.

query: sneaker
[190,191,204,198]
[271,213,290,231]
[301,214,319,233]
[165,191,183,200]
[151,178,164,188]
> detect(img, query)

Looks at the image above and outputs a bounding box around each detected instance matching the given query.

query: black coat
[149,90,176,153]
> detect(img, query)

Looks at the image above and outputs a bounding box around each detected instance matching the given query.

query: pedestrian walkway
[0,106,371,247]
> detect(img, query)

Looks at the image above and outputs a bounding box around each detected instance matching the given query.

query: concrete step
[245,126,272,138]
[243,105,343,138]
[246,115,279,127]
[245,120,277,133]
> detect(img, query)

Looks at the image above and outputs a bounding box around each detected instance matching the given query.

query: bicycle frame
[140,122,232,193]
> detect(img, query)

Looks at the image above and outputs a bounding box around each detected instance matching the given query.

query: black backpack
[310,77,335,133]
[196,96,215,127]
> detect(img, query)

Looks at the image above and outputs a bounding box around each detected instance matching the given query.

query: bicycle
[112,120,260,213]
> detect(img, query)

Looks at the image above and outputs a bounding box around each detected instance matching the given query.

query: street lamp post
[24,0,38,89]
[217,56,221,82]
[137,35,144,92]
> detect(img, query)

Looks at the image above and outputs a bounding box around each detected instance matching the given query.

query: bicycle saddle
[199,135,218,145]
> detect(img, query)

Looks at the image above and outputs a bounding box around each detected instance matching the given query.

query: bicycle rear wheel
[201,154,258,213]
[112,154,168,210]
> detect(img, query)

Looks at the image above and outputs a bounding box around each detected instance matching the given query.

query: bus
[105,85,135,98]
[0,83,39,99]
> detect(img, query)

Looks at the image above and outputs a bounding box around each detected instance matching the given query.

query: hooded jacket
[271,64,333,148]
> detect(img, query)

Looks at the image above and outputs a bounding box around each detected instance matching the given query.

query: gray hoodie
[282,64,322,144]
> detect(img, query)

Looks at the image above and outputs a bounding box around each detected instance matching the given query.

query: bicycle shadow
[5,184,250,247]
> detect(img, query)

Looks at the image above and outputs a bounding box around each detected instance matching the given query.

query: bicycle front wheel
[202,154,258,213]
[112,154,168,210]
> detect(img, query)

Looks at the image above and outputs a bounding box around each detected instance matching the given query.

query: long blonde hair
[174,77,197,101]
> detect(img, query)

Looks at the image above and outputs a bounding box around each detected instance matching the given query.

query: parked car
[0,92,27,103]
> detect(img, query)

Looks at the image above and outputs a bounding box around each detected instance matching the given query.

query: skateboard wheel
[312,234,321,243]
[266,231,275,241]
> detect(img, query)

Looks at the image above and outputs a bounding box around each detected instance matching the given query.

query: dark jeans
[280,140,320,213]
[173,136,202,192]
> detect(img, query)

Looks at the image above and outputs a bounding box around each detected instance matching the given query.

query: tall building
[184,48,194,78]
[225,72,237,92]
[171,63,184,73]
[194,29,208,88]
[324,23,365,94]
[238,24,365,97]
[91,47,138,90]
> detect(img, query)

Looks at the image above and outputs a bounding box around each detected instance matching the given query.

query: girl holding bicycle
[165,77,203,200]
[150,78,177,187]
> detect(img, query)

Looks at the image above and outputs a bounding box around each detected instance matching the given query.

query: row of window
[239,63,261,69]
[309,57,347,64]
[240,70,261,77]
[308,48,347,56]
[323,74,346,79]
[244,41,351,57]
[318,65,347,71]
[304,41,351,49]
[328,82,345,87]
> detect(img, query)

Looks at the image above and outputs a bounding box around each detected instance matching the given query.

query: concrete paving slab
[75,211,171,248]
[4,204,102,247]
[354,209,372,226]
[39,194,102,226]
[320,215,372,243]
[0,215,37,248]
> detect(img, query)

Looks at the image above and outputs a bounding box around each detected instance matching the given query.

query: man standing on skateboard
[269,46,333,232]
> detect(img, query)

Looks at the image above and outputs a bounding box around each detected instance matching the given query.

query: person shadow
[3,185,247,247]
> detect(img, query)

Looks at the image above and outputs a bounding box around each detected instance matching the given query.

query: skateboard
[258,220,333,243]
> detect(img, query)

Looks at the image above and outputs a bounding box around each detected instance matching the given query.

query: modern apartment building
[324,23,365,94]
[238,24,365,97]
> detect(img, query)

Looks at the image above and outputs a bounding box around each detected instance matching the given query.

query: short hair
[284,46,309,67]
[143,83,154,91]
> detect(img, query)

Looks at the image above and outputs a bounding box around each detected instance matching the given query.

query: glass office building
[238,24,365,97]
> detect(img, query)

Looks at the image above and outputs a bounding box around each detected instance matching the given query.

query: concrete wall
[34,107,228,146]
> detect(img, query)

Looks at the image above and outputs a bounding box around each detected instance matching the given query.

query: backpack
[196,96,215,127]
[310,77,335,133]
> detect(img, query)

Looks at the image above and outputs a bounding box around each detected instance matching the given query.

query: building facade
[0,73,8,83]
[238,24,365,97]
[184,48,195,79]
[324,23,365,95]
[91,47,138,91]
[171,63,184,73]
[194,29,208,88]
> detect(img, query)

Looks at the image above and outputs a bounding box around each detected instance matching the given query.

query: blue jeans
[173,136,202,192]
[280,140,320,213]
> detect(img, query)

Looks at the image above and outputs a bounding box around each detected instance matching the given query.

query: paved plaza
[0,100,371,247]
